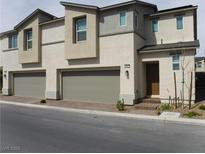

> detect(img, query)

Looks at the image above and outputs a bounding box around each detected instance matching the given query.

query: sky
[0,0,204,56]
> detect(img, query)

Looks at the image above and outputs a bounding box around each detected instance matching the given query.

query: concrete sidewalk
[0,95,157,115]
[0,100,205,126]
[0,95,41,103]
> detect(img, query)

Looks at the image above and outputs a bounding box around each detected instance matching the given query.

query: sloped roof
[0,29,17,38]
[195,57,205,61]
[139,40,200,53]
[14,8,57,29]
[60,0,157,11]
[60,1,99,10]
[147,5,197,17]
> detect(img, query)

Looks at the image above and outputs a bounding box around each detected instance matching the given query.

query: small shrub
[159,104,172,111]
[40,99,46,104]
[116,99,125,111]
[184,111,202,118]
[199,105,205,111]
[157,111,161,115]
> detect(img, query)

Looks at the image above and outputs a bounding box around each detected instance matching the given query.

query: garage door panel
[14,72,46,98]
[62,70,120,103]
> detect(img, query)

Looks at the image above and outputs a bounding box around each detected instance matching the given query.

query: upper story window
[196,61,202,68]
[75,17,87,42]
[176,15,183,30]
[152,18,158,32]
[135,12,139,29]
[25,29,32,49]
[120,11,127,26]
[8,34,17,49]
[172,54,180,70]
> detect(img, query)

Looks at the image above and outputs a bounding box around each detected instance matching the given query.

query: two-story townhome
[0,0,200,105]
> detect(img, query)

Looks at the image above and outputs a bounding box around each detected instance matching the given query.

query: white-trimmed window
[172,54,180,70]
[152,18,158,32]
[8,34,17,48]
[75,17,87,42]
[120,11,127,26]
[26,29,32,49]
[176,15,183,30]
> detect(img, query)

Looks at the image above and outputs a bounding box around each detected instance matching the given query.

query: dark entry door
[146,63,159,95]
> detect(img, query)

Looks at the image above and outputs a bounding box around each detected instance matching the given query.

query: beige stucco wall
[18,13,54,64]
[41,20,65,44]
[145,10,195,45]
[64,6,98,60]
[18,16,40,64]
[139,49,196,104]
[0,39,2,67]
[1,28,136,104]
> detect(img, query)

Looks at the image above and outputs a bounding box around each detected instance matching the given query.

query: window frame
[152,18,158,32]
[119,11,127,27]
[75,17,87,43]
[25,29,32,50]
[135,12,139,29]
[172,54,180,71]
[196,61,202,68]
[8,34,17,49]
[176,15,184,30]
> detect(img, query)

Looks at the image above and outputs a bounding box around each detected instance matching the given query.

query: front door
[146,63,159,96]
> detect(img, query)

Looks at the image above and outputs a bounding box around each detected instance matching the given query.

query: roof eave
[60,1,99,10]
[139,47,198,54]
[14,9,57,29]
[0,29,17,38]
[139,40,200,53]
[100,0,157,11]
[148,6,198,17]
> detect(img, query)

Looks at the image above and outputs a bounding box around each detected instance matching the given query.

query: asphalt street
[0,103,205,152]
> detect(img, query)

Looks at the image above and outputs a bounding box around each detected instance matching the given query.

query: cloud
[0,0,204,56]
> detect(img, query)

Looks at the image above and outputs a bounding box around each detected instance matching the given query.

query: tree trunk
[189,72,193,110]
[174,72,177,109]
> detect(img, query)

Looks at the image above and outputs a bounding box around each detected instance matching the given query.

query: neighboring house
[0,39,2,93]
[0,1,200,105]
[195,57,205,72]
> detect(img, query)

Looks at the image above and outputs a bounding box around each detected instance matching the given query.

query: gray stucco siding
[99,6,134,36]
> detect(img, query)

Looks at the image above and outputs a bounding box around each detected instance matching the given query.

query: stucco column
[2,70,12,95]
[120,64,136,105]
[45,68,59,100]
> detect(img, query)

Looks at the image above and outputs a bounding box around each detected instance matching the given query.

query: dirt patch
[171,101,205,119]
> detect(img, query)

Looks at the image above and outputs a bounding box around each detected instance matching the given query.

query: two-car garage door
[13,72,46,98]
[62,70,120,103]
[13,70,120,103]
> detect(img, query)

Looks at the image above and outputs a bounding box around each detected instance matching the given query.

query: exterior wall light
[125,70,129,79]
[4,71,7,78]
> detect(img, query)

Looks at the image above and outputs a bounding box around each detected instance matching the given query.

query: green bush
[184,111,202,118]
[116,99,125,111]
[40,99,47,104]
[199,105,205,111]
[159,104,172,111]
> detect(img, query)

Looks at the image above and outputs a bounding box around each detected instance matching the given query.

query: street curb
[1,100,205,126]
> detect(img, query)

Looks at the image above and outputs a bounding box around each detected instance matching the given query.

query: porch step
[134,102,160,110]
[139,98,161,104]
